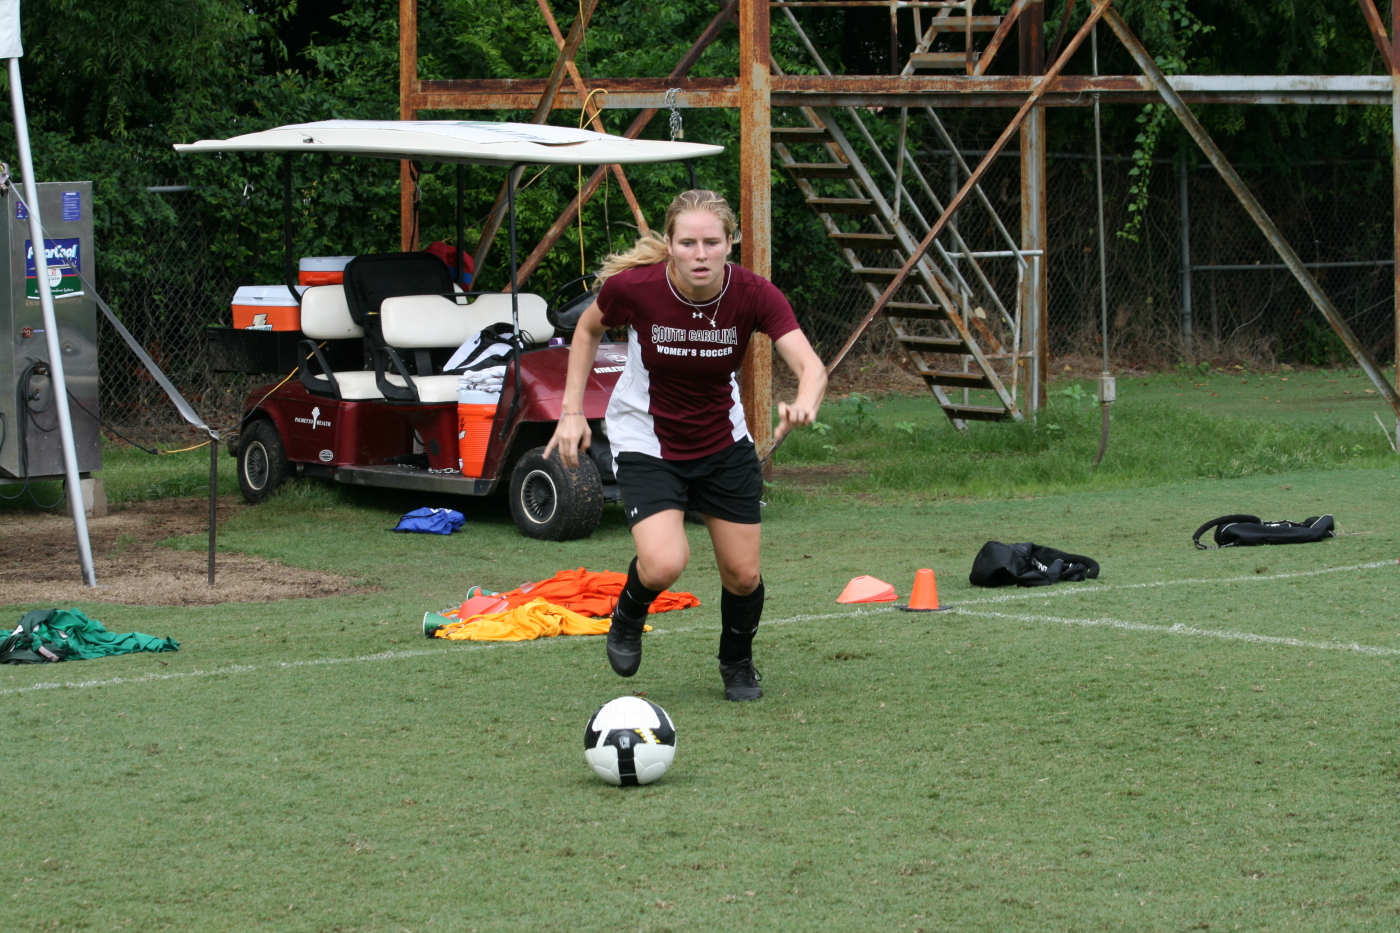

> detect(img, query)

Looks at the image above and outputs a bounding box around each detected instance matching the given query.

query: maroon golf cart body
[240,341,628,533]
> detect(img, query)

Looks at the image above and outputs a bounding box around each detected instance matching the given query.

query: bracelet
[561,411,586,417]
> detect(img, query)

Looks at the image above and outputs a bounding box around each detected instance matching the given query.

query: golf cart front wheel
[509,446,604,541]
[237,418,289,504]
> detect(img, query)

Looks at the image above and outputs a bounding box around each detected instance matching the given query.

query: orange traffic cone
[896,568,952,612]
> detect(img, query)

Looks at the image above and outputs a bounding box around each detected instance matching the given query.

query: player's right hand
[544,412,591,469]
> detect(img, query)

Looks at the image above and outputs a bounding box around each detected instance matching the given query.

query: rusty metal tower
[398,0,1400,455]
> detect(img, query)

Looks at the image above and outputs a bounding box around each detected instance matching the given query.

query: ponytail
[595,232,669,288]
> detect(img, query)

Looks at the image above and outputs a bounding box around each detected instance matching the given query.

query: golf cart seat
[375,292,549,402]
[343,252,458,332]
[340,252,474,402]
[296,285,385,400]
[380,292,552,344]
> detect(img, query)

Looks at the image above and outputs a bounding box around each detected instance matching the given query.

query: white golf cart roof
[175,120,723,165]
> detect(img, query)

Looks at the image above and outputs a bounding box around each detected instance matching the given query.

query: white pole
[8,56,97,586]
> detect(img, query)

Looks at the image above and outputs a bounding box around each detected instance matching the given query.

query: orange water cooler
[457,384,500,477]
[231,285,306,331]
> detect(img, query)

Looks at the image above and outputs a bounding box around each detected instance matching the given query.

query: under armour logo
[693,312,707,320]
[629,508,638,516]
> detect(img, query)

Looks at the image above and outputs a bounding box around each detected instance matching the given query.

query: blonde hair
[594,189,740,288]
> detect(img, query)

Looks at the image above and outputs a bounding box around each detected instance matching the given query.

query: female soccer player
[543,190,827,701]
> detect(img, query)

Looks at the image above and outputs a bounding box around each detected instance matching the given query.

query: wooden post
[1018,0,1047,411]
[738,0,773,465]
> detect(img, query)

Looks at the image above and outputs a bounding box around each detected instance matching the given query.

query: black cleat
[719,658,763,701]
[606,612,645,677]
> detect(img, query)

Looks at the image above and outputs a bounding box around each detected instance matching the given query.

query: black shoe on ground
[719,658,763,701]
[606,612,644,677]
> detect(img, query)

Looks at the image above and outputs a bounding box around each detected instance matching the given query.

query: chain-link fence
[97,187,260,446]
[96,126,1394,435]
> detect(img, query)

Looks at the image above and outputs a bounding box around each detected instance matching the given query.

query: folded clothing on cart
[456,366,506,393]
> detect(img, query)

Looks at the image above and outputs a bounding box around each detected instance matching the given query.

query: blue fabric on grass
[392,508,466,535]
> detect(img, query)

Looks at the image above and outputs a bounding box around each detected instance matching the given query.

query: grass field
[4,371,1400,931]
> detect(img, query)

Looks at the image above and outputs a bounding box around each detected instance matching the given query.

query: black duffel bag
[970,541,1101,588]
[1192,514,1335,549]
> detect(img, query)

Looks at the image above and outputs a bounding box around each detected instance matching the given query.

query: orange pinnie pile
[430,567,700,642]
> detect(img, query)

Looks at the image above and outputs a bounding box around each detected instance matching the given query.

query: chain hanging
[664,88,684,141]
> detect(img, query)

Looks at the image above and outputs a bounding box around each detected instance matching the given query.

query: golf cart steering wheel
[547,274,598,336]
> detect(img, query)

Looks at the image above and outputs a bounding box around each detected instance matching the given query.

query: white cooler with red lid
[298,256,356,286]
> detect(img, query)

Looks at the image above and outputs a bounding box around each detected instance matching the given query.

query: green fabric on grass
[16,608,178,660]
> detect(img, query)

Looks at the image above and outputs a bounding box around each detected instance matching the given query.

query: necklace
[666,262,730,329]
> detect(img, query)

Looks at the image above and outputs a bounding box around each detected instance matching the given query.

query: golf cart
[178,121,720,540]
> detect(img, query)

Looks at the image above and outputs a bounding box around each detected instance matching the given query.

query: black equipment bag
[969,541,1100,588]
[1192,514,1335,549]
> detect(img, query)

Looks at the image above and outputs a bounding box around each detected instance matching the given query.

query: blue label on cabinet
[61,191,81,222]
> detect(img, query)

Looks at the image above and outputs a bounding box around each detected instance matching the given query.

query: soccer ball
[584,696,677,786]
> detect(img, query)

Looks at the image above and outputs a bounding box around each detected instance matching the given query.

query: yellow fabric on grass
[432,597,651,642]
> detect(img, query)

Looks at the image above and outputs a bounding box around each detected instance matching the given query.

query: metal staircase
[774,3,1032,427]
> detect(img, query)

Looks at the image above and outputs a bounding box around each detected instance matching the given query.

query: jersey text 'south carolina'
[597,262,800,460]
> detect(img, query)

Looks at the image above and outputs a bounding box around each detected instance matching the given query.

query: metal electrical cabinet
[0,181,101,481]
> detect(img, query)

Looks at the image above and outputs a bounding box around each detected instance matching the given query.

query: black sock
[718,580,764,663]
[615,557,661,622]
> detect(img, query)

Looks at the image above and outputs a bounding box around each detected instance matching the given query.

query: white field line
[0,562,1391,697]
[951,608,1400,657]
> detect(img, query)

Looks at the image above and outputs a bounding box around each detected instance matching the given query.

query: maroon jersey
[597,262,801,460]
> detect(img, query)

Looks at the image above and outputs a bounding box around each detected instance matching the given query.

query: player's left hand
[776,400,817,441]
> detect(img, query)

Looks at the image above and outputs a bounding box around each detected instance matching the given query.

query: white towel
[457,365,506,393]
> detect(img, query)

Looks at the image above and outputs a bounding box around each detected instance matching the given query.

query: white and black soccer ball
[584,696,677,786]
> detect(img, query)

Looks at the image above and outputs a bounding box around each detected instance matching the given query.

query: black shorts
[615,439,763,527]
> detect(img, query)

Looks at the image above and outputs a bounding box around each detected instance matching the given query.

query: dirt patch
[771,463,869,493]
[0,497,372,607]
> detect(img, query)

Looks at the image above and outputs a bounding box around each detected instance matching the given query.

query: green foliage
[1054,382,1094,407]
[1291,316,1351,367]
[17,0,269,140]
[1116,0,1211,240]
[834,392,877,430]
